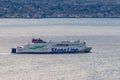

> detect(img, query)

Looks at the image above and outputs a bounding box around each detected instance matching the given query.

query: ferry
[11,38,92,54]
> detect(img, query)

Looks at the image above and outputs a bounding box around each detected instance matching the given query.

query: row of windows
[55,44,82,47]
[55,44,69,47]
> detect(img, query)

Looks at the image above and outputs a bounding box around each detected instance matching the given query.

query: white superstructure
[11,38,92,54]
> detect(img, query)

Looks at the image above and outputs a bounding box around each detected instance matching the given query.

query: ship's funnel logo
[30,45,46,50]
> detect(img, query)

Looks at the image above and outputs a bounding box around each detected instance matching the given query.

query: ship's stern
[11,48,16,53]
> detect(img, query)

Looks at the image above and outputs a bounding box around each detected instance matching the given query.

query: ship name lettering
[51,48,79,53]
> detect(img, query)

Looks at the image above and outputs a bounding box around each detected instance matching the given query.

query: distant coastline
[0,0,120,18]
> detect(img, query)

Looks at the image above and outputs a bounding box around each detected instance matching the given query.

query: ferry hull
[11,47,92,54]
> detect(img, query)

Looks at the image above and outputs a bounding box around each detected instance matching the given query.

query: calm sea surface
[0,18,120,80]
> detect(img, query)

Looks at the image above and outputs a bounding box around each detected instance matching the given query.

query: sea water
[0,18,120,80]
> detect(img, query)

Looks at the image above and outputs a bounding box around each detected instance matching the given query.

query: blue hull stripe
[13,51,90,54]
